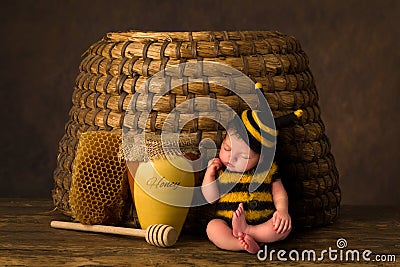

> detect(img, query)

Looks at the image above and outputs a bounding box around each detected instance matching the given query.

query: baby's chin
[226,166,235,171]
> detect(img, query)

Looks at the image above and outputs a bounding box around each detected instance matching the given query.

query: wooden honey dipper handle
[50,221,178,247]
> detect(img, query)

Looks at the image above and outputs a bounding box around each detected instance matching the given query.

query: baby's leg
[246,218,291,243]
[206,219,244,251]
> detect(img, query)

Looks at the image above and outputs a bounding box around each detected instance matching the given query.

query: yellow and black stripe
[241,109,277,148]
[215,163,279,225]
[234,82,302,154]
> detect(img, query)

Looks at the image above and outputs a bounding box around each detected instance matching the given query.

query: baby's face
[219,133,260,172]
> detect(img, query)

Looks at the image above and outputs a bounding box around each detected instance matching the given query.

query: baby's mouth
[226,162,234,168]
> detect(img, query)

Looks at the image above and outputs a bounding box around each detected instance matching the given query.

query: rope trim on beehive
[123,133,198,162]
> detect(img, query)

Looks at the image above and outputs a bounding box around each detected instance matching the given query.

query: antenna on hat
[254,82,268,112]
[275,109,303,128]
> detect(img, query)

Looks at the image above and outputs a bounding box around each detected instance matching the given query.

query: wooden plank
[0,199,399,266]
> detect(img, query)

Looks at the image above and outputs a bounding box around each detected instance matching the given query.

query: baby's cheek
[235,162,249,172]
[219,150,230,164]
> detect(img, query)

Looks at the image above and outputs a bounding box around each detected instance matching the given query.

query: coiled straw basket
[53,31,340,228]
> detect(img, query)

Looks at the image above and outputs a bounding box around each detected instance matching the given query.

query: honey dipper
[50,221,178,247]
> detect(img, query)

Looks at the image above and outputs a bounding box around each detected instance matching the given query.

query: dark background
[0,0,399,205]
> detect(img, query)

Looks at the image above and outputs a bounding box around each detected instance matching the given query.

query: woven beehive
[53,30,340,228]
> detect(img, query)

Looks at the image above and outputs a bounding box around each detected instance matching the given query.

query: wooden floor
[0,199,398,266]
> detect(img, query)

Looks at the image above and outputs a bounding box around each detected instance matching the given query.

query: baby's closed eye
[223,145,231,151]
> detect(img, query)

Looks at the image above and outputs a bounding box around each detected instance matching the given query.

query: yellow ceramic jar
[133,156,195,235]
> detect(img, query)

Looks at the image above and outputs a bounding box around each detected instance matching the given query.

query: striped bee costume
[215,163,279,225]
[212,82,302,226]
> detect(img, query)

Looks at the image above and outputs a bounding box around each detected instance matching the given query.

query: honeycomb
[69,130,128,225]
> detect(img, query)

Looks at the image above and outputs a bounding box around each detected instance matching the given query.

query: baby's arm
[271,179,292,234]
[201,158,222,204]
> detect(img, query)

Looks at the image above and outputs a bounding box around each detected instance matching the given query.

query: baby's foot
[238,233,260,254]
[232,203,248,238]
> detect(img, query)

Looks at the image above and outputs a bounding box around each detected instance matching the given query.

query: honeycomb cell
[69,130,128,225]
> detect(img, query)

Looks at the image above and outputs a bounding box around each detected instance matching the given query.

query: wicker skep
[53,31,340,228]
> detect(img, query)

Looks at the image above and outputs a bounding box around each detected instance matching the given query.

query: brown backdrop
[0,0,399,205]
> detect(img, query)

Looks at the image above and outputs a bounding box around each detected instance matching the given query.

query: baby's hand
[206,158,222,176]
[272,210,292,234]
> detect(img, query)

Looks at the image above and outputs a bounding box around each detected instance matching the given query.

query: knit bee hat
[232,82,303,155]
